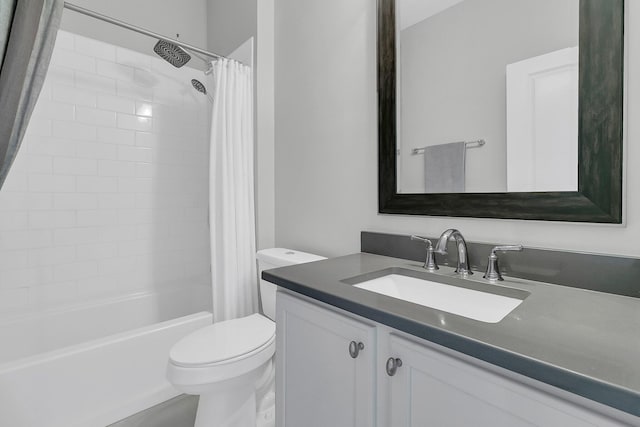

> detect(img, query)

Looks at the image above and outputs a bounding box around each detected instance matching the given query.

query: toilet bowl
[167,314,275,426]
[166,248,326,427]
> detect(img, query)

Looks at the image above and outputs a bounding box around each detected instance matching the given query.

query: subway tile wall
[0,30,212,317]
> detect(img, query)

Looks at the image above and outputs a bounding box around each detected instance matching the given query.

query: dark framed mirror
[378,0,624,223]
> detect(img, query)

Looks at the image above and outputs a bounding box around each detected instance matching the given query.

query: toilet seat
[167,314,276,390]
[170,313,275,368]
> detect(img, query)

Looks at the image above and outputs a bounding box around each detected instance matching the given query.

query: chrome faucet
[434,229,472,276]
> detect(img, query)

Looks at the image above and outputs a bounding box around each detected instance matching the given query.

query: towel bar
[412,139,486,155]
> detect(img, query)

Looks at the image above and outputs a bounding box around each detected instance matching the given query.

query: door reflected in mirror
[396,0,579,194]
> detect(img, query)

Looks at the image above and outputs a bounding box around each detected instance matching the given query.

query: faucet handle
[410,235,439,271]
[410,235,431,245]
[484,245,523,281]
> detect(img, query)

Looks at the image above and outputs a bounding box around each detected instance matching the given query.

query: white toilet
[166,248,325,427]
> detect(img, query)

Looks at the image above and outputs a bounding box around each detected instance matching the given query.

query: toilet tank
[256,248,326,320]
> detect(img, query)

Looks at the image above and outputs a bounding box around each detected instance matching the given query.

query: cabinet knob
[386,357,403,376]
[349,341,365,358]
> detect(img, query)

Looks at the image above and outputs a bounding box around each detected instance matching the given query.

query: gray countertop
[262,252,640,418]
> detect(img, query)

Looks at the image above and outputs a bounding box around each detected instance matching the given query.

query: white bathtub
[0,289,212,427]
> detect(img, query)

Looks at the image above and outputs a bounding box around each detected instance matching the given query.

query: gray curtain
[0,0,63,188]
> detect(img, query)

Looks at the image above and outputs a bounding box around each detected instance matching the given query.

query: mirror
[378,0,623,222]
[397,0,579,194]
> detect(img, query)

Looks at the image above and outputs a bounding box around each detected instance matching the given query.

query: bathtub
[0,288,212,427]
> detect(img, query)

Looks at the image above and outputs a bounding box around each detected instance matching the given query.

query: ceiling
[398,0,465,30]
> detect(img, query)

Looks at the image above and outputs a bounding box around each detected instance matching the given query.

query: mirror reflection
[396,0,579,194]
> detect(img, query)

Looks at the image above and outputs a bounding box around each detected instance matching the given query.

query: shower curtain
[0,0,63,189]
[209,58,258,322]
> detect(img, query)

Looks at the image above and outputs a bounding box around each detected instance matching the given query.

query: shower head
[191,79,213,102]
[191,79,207,95]
[153,39,191,68]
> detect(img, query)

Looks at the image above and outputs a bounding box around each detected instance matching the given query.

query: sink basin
[353,273,524,323]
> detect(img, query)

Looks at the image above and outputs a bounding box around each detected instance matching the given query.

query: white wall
[256,0,276,250]
[0,31,211,318]
[60,0,208,60]
[274,0,639,259]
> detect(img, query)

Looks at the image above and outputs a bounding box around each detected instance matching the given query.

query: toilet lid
[169,314,275,367]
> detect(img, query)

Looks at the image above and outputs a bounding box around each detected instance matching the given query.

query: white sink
[353,274,523,323]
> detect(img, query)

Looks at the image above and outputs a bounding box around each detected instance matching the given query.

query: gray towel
[424,141,466,193]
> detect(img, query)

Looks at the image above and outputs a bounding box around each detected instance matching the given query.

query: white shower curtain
[209,58,257,322]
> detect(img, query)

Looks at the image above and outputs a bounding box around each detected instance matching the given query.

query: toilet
[166,248,325,427]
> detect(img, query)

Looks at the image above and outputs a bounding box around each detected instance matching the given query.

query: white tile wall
[0,30,212,317]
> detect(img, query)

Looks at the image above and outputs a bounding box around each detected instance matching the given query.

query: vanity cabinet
[275,291,376,427]
[277,291,629,427]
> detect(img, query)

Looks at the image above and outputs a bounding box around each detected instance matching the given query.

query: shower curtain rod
[62,2,225,61]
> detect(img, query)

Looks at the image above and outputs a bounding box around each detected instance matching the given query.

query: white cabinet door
[386,334,624,427]
[276,292,376,427]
